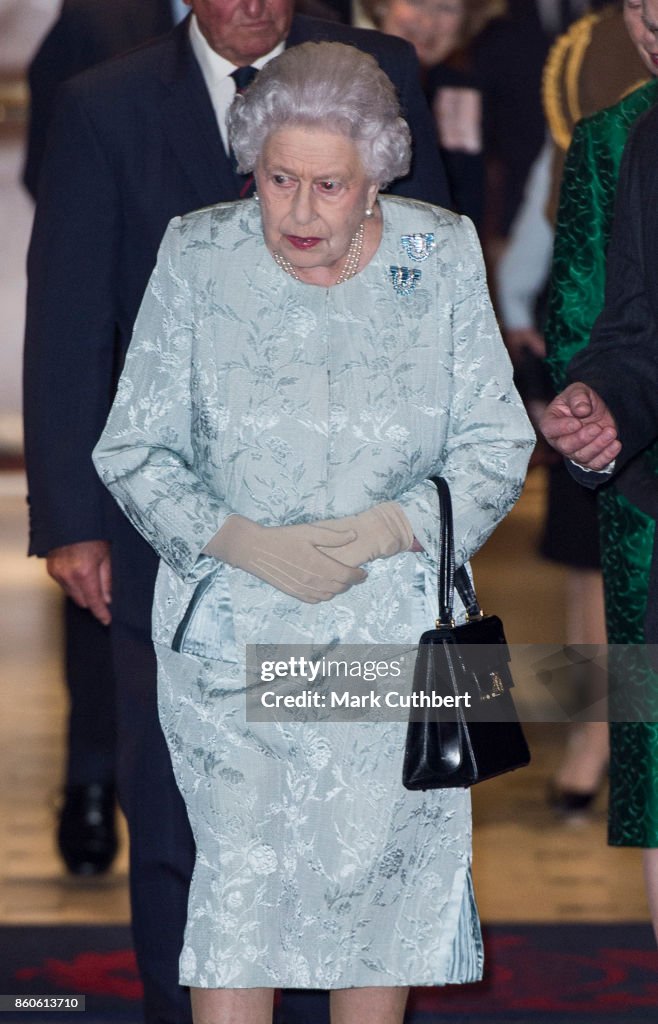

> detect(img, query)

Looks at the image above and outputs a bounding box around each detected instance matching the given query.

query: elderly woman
[94,41,533,1024]
[363,0,504,70]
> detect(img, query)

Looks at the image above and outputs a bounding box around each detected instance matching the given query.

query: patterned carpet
[1,924,657,1023]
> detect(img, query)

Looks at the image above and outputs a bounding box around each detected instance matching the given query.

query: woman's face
[255,126,379,278]
[381,0,464,69]
[624,0,658,76]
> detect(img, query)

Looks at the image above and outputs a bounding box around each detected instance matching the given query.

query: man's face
[184,0,293,65]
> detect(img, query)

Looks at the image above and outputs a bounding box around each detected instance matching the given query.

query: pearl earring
[364,207,373,218]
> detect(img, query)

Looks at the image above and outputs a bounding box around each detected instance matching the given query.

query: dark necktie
[232,65,258,92]
[230,66,258,197]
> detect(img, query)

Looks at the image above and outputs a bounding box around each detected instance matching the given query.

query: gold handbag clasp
[480,671,505,701]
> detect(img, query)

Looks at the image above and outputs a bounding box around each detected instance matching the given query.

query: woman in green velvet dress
[545,0,658,919]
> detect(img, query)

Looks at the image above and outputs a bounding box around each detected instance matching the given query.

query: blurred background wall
[0,0,58,456]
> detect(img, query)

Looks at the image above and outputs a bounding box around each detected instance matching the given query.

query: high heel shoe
[546,780,602,817]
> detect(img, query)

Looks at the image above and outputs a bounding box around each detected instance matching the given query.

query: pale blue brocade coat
[94,196,534,989]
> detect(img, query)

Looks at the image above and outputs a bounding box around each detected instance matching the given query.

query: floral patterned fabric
[94,195,533,988]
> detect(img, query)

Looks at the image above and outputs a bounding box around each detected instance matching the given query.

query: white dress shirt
[496,137,554,331]
[188,15,284,152]
[170,0,190,25]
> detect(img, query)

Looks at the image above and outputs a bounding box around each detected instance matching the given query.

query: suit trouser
[64,598,115,786]
[111,621,195,1024]
[110,622,331,1024]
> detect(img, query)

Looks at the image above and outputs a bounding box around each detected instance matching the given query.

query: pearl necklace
[272,222,365,285]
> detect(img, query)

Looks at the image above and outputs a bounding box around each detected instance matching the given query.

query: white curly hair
[227,41,412,188]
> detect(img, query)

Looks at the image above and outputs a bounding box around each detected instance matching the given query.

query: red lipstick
[286,235,322,250]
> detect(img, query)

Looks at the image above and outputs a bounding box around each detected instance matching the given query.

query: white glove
[315,502,414,567]
[203,515,367,603]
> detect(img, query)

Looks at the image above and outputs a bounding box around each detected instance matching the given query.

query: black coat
[23,13,451,630]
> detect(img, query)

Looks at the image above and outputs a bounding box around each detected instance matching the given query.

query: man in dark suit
[540,98,658,643]
[23,1,450,1020]
[23,0,345,198]
[23,0,185,884]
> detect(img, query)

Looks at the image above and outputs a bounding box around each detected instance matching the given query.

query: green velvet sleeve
[544,119,616,392]
[545,81,658,392]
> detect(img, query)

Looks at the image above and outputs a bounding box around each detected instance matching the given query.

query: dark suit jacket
[22,0,344,198]
[23,0,176,198]
[24,14,451,631]
[567,103,658,641]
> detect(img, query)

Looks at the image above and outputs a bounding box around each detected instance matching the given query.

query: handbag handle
[429,476,482,625]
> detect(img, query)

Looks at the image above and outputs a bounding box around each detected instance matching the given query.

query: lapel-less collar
[158,17,237,207]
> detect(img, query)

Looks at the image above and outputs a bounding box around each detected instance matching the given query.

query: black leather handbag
[402,477,531,789]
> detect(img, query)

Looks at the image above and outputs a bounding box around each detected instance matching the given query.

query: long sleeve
[94,205,534,597]
[496,138,553,331]
[544,118,612,391]
[23,1,88,200]
[93,219,232,584]
[23,83,119,556]
[397,217,535,566]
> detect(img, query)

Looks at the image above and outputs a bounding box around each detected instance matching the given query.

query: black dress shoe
[57,783,118,876]
[546,781,599,817]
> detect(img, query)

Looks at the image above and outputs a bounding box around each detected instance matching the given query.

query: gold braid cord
[542,12,598,152]
[620,76,653,101]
